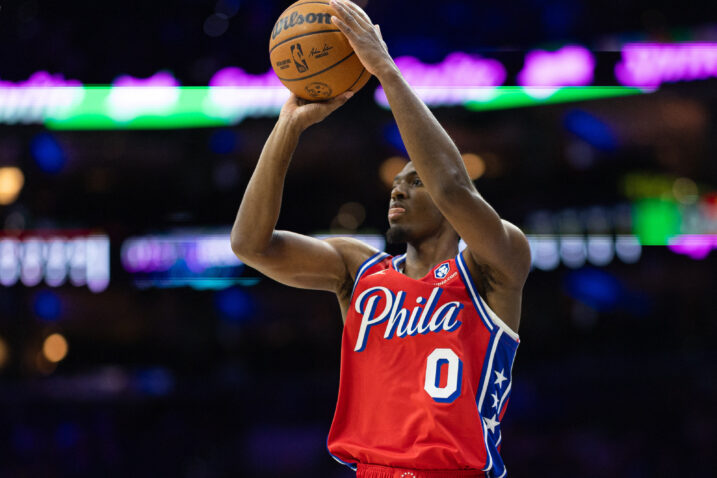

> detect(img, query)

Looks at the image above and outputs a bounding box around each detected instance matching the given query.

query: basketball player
[231,1,531,476]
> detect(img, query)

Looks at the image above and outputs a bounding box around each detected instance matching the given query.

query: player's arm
[230,93,374,295]
[331,0,531,287]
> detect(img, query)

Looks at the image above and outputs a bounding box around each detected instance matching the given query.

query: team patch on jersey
[434,262,451,279]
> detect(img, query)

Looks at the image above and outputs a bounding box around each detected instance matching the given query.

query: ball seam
[276,51,356,82]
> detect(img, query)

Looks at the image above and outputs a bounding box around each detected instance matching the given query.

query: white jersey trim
[476,293,520,342]
[391,253,406,271]
[350,251,390,300]
[456,252,519,342]
[477,329,503,410]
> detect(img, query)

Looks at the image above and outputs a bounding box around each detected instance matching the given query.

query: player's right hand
[279,92,353,130]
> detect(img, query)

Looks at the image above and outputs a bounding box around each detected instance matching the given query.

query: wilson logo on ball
[271,11,332,40]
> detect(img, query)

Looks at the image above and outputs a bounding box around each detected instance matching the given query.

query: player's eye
[412,177,423,186]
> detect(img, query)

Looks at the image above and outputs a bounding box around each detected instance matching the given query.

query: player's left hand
[279,92,353,131]
[330,0,394,78]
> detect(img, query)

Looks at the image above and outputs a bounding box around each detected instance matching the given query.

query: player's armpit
[233,231,376,294]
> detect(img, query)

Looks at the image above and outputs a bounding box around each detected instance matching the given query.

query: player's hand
[279,92,353,130]
[330,0,394,78]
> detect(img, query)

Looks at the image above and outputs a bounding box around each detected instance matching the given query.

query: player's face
[386,162,447,244]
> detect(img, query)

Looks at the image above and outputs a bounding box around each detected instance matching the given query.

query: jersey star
[494,369,507,388]
[491,392,499,409]
[483,414,500,433]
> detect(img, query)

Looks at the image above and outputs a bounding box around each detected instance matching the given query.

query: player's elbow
[231,228,278,269]
[230,229,262,263]
[230,232,248,261]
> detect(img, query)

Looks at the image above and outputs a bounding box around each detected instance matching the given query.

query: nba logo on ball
[435,262,450,279]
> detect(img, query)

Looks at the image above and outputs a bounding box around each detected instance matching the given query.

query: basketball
[269,0,371,101]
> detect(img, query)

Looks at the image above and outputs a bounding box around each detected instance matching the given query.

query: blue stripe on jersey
[479,331,518,477]
[391,253,406,271]
[475,329,501,472]
[350,252,390,301]
[456,251,520,476]
[326,438,358,471]
[455,251,494,332]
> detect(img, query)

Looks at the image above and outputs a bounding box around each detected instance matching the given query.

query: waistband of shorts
[356,463,488,478]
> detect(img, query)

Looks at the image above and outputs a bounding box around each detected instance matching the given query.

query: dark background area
[1,1,716,477]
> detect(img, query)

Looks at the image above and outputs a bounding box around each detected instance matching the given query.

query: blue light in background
[209,128,238,154]
[55,422,80,450]
[135,367,174,396]
[382,122,407,154]
[564,267,622,311]
[214,287,255,322]
[30,132,67,173]
[33,290,62,321]
[542,2,579,36]
[563,109,617,152]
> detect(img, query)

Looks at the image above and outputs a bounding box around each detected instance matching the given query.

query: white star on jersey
[491,392,499,409]
[483,414,500,433]
[494,369,507,388]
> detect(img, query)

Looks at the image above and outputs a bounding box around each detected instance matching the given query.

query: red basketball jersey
[327,251,520,476]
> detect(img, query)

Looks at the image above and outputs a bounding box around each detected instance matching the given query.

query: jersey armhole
[349,251,390,303]
[455,251,520,342]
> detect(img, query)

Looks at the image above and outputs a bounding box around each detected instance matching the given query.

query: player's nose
[390,182,408,201]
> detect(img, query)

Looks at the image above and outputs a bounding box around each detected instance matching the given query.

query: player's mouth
[388,207,406,220]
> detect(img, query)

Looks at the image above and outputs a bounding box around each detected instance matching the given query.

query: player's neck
[403,228,459,279]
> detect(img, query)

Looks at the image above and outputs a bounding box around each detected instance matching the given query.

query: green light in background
[43,86,288,130]
[464,86,645,111]
[38,85,647,130]
[45,87,238,130]
[632,198,682,245]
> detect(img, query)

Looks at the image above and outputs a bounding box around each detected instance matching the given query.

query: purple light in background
[615,43,717,89]
[112,71,180,87]
[120,234,242,274]
[517,45,595,87]
[0,71,81,88]
[374,53,506,106]
[0,236,109,291]
[209,67,283,87]
[206,67,288,117]
[393,53,506,87]
[108,73,181,121]
[667,234,717,260]
[0,72,85,125]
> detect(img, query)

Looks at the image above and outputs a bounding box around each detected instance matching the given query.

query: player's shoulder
[322,236,382,279]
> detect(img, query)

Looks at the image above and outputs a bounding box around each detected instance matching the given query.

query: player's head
[386,161,458,245]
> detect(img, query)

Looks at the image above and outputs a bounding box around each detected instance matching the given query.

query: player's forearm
[231,116,302,258]
[377,67,474,199]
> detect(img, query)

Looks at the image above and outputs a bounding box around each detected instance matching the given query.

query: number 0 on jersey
[424,348,463,403]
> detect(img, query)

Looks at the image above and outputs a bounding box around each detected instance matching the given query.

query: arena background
[1,1,716,476]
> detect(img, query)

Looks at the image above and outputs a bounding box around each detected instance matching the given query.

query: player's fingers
[333,91,354,106]
[319,91,353,113]
[331,15,353,37]
[339,0,373,27]
[374,24,387,49]
[330,0,366,32]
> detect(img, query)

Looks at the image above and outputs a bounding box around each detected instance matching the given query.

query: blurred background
[1,0,716,476]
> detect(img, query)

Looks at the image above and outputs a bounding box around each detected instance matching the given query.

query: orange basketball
[269,0,371,101]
